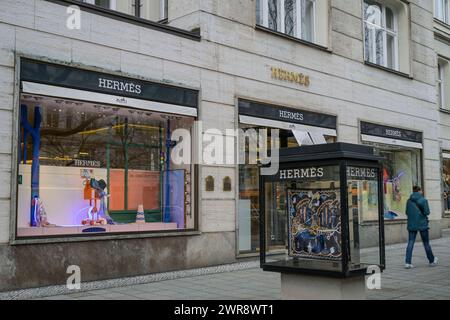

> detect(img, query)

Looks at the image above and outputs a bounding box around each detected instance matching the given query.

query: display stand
[259,143,385,300]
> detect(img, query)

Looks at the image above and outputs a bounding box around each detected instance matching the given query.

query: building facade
[0,0,449,291]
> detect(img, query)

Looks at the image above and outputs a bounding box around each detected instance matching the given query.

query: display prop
[259,143,385,279]
[288,189,341,260]
[136,204,145,223]
[163,170,186,229]
[81,177,114,226]
[20,104,42,227]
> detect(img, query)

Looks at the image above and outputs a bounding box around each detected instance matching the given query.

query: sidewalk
[4,233,450,300]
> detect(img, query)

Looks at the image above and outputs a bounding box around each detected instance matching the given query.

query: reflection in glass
[347,166,381,269]
[443,157,450,213]
[268,0,279,31]
[17,94,194,237]
[301,0,314,42]
[363,0,397,70]
[284,0,295,36]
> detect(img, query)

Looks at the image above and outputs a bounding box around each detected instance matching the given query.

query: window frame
[435,0,450,24]
[442,151,450,216]
[257,0,316,43]
[84,0,117,11]
[438,60,446,110]
[82,0,168,21]
[363,1,399,71]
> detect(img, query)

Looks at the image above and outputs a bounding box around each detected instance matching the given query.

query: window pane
[268,0,279,31]
[444,157,450,213]
[284,0,295,36]
[256,0,262,25]
[438,62,446,108]
[386,33,395,69]
[140,0,168,22]
[435,0,447,21]
[375,29,384,66]
[301,0,314,42]
[385,7,394,30]
[364,22,384,64]
[364,1,382,27]
[95,0,111,9]
[17,94,195,237]
[347,167,380,268]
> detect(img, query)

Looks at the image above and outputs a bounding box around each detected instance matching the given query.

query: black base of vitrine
[262,260,382,278]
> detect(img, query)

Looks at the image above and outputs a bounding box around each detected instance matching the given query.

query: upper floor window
[80,0,168,22]
[438,58,450,110]
[363,0,398,70]
[256,0,315,43]
[435,0,450,24]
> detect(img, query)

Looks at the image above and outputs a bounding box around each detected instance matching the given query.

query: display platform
[17,222,178,237]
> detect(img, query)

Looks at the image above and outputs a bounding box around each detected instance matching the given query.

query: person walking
[405,186,438,269]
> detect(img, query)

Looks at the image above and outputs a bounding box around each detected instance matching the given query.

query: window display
[443,154,450,214]
[287,175,342,261]
[371,145,422,221]
[17,94,194,238]
[238,127,336,253]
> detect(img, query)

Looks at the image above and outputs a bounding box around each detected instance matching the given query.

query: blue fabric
[406,192,430,231]
[405,230,435,264]
[20,105,42,227]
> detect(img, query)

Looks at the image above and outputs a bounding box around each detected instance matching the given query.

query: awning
[22,81,198,117]
[239,114,337,137]
[360,134,423,149]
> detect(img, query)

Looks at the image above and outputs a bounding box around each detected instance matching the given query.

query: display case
[259,143,385,277]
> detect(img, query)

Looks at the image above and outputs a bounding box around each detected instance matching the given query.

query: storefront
[15,58,198,240]
[443,151,450,215]
[237,99,337,254]
[359,121,423,222]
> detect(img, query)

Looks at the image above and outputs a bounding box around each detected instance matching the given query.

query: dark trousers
[405,230,435,264]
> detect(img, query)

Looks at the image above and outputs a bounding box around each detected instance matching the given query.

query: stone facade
[0,0,448,291]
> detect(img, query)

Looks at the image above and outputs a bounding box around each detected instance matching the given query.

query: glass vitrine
[259,143,385,277]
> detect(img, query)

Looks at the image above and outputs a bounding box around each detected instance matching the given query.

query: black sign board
[266,165,340,182]
[238,99,337,129]
[360,121,422,143]
[347,166,378,181]
[20,58,199,108]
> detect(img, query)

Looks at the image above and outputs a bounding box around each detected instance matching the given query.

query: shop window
[223,176,232,192]
[256,0,329,47]
[443,153,450,214]
[17,94,194,238]
[363,0,410,74]
[238,124,336,253]
[363,143,422,221]
[205,176,214,191]
[435,0,450,24]
[80,0,168,22]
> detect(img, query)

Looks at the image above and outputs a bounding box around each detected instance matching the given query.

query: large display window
[237,99,338,254]
[16,94,194,238]
[364,144,422,221]
[360,121,423,222]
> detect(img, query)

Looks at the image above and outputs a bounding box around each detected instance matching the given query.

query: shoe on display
[404,264,414,269]
[430,257,439,267]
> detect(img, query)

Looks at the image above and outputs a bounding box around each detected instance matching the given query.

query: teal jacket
[406,192,430,231]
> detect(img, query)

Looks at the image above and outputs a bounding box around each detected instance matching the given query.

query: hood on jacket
[409,192,423,202]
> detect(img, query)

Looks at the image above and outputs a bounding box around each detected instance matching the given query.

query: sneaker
[405,264,414,269]
[430,257,438,267]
